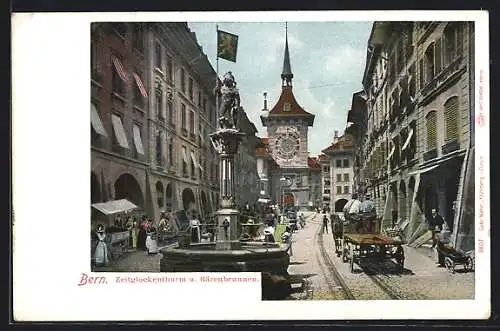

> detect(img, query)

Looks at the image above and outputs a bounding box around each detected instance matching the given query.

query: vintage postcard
[12,11,490,321]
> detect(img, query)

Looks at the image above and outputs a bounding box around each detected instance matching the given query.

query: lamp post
[279,177,286,211]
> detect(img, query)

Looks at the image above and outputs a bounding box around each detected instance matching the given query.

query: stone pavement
[288,212,475,300]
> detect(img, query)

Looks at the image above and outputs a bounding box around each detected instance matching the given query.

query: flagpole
[215,24,219,123]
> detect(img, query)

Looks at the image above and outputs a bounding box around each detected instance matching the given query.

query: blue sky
[188,21,373,156]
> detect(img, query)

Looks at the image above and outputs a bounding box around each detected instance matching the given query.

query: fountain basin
[160,242,289,273]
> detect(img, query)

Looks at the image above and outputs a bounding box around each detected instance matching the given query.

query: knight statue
[214,71,241,130]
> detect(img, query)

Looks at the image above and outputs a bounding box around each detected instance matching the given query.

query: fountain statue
[160,72,292,299]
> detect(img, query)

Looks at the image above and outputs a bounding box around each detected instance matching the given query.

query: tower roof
[281,23,293,84]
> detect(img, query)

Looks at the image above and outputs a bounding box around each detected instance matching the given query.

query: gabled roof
[322,134,355,154]
[263,87,315,127]
[307,157,321,171]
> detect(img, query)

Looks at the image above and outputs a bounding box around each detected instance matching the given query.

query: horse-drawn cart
[340,198,405,273]
[342,233,404,273]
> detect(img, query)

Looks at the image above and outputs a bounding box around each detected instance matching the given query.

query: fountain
[160,72,291,299]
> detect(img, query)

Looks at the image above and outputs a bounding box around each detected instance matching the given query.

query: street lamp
[279,177,286,210]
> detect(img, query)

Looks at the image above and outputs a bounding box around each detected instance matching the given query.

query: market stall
[91,199,138,262]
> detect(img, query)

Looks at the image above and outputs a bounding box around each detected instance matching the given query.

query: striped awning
[133,72,148,98]
[112,55,129,83]
[91,103,107,137]
[91,199,138,215]
[401,128,414,151]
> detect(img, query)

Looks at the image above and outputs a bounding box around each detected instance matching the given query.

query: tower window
[283,103,291,112]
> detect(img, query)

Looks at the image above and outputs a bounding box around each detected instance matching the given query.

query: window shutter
[444,97,459,142]
[435,37,442,74]
[419,58,424,89]
[426,112,437,151]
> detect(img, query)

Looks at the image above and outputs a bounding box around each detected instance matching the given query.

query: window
[336,174,342,182]
[344,173,349,182]
[424,43,435,84]
[188,78,194,100]
[156,93,164,122]
[181,68,186,93]
[133,71,146,109]
[167,100,174,124]
[132,24,143,52]
[335,159,342,168]
[444,23,462,66]
[189,110,195,135]
[426,111,437,151]
[182,146,188,176]
[336,186,342,194]
[156,134,163,166]
[91,40,98,74]
[191,152,196,177]
[166,56,173,82]
[343,159,349,168]
[283,103,291,112]
[323,166,329,173]
[444,97,459,142]
[343,186,350,194]
[168,137,174,167]
[181,104,187,129]
[155,42,162,70]
[112,60,125,95]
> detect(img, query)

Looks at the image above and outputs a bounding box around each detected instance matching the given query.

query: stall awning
[91,103,108,137]
[401,128,414,151]
[133,72,148,98]
[91,199,138,215]
[408,164,440,176]
[132,124,145,155]
[111,114,129,149]
[112,55,129,83]
[190,151,199,168]
[387,146,395,161]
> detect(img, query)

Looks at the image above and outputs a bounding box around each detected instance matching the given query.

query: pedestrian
[130,221,138,249]
[145,225,158,255]
[137,215,148,250]
[322,214,329,234]
[93,224,110,267]
[190,213,201,243]
[428,208,445,248]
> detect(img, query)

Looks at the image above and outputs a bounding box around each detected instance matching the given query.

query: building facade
[261,29,315,209]
[357,21,474,250]
[234,109,260,208]
[255,137,280,203]
[321,133,356,212]
[307,157,323,209]
[91,22,151,226]
[91,22,220,225]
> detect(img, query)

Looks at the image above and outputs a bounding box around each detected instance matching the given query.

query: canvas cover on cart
[91,199,138,215]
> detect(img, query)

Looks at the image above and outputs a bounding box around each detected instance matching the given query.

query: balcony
[442,139,459,155]
[423,148,438,162]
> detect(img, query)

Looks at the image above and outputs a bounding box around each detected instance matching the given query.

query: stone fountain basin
[160,241,290,273]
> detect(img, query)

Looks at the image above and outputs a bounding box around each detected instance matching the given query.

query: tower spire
[281,22,293,87]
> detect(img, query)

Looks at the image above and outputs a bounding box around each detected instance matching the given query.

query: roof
[265,86,315,125]
[318,154,329,163]
[322,135,355,154]
[307,157,321,171]
[255,137,273,158]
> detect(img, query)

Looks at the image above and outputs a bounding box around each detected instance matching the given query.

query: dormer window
[283,103,291,112]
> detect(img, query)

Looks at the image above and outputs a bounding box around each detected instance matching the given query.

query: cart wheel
[444,257,455,273]
[465,256,474,272]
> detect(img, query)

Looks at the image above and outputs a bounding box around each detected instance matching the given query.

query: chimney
[262,92,268,111]
[333,130,339,143]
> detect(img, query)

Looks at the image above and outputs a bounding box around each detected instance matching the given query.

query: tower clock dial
[273,126,300,160]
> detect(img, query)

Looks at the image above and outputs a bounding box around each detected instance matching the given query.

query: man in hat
[360,193,376,233]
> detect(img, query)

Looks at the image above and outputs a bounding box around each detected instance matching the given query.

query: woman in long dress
[145,224,159,254]
[94,224,109,266]
[130,221,138,249]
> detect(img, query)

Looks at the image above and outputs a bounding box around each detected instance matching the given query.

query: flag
[217,30,238,62]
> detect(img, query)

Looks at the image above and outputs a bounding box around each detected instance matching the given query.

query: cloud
[325,45,366,78]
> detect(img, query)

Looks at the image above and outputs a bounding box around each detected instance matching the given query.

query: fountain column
[210,128,245,250]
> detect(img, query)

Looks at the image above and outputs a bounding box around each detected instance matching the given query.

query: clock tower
[261,23,315,209]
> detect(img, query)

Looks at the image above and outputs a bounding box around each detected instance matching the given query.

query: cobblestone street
[288,212,475,300]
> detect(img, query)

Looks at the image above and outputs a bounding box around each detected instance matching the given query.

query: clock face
[274,127,300,160]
